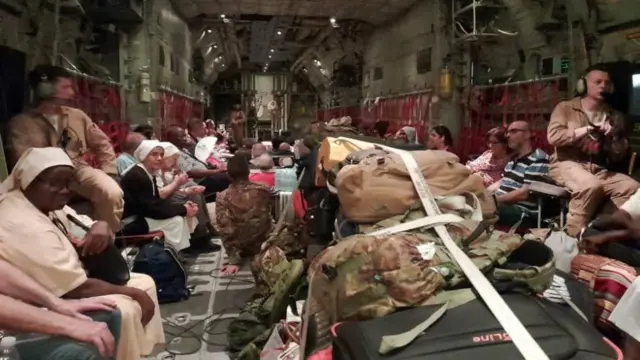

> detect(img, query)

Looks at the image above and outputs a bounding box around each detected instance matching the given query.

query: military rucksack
[307,214,555,327]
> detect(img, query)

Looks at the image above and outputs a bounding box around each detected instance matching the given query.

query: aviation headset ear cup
[575,74,615,97]
[575,77,587,97]
[36,79,55,99]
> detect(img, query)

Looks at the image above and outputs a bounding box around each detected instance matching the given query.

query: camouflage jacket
[215,181,274,264]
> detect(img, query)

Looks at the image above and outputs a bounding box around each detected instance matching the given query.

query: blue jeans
[15,310,122,360]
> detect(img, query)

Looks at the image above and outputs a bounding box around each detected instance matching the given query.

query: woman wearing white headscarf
[156,142,215,239]
[0,147,165,360]
[120,140,198,251]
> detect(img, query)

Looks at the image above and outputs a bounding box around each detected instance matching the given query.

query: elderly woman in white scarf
[0,147,165,360]
[119,140,199,252]
[394,126,419,144]
[157,142,217,238]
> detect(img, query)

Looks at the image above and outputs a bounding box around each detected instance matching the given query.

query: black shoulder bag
[55,214,131,286]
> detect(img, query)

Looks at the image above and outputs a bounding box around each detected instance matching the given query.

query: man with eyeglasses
[493,121,550,228]
[547,65,639,237]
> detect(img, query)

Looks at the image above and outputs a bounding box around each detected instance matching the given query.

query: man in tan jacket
[6,65,123,232]
[547,65,638,236]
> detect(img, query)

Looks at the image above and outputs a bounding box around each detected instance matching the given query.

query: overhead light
[268,55,272,59]
[330,17,336,23]
[206,29,212,33]
[222,64,225,67]
[220,14,225,18]
[213,44,217,48]
[276,30,282,35]
[270,49,274,53]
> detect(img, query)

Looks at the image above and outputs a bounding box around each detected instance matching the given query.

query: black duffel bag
[331,291,621,360]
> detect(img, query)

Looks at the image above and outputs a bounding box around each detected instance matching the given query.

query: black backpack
[132,242,190,304]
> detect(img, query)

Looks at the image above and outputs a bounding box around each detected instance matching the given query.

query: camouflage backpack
[228,257,307,359]
[308,215,554,325]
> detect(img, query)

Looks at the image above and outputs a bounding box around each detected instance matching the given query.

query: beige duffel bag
[335,150,496,223]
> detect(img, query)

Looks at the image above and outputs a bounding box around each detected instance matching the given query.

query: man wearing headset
[6,65,124,232]
[547,64,639,237]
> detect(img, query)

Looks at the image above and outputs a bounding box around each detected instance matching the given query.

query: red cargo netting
[316,91,432,142]
[68,75,127,153]
[458,76,568,162]
[158,90,204,131]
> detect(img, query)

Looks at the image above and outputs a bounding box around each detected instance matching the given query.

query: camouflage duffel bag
[307,216,551,324]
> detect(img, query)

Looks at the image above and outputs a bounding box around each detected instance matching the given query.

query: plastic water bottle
[0,337,20,360]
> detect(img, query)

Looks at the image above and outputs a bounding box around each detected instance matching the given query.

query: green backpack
[227,258,307,359]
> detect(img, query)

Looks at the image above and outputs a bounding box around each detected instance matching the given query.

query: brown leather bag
[335,150,495,223]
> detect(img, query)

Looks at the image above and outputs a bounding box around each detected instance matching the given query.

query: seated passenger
[427,124,454,152]
[494,121,550,228]
[120,140,199,251]
[249,154,276,188]
[186,117,207,143]
[547,65,639,236]
[466,127,510,188]
[394,126,419,144]
[157,142,219,247]
[132,124,157,140]
[252,142,268,159]
[0,258,120,360]
[0,147,164,360]
[215,155,274,276]
[116,132,146,177]
[6,65,124,232]
[165,126,230,201]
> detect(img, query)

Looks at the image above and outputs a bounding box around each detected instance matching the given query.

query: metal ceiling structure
[174,0,421,25]
[177,0,422,85]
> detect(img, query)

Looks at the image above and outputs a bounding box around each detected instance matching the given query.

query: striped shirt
[496,148,550,213]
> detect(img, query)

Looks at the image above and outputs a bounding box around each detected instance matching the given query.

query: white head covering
[159,142,180,158]
[133,140,163,162]
[0,147,74,195]
[400,126,418,144]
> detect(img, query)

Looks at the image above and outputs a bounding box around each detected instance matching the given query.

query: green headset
[575,68,614,97]
[35,73,55,99]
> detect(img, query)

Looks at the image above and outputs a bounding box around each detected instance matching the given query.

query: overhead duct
[501,0,546,50]
[290,26,334,71]
[223,23,242,68]
[297,18,331,27]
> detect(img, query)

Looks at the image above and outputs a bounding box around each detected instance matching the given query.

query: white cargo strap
[338,137,549,360]
[369,213,467,236]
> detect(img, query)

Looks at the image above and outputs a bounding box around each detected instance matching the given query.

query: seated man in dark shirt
[165,126,230,202]
[493,121,551,228]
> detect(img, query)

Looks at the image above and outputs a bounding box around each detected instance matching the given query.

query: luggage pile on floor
[229,136,624,360]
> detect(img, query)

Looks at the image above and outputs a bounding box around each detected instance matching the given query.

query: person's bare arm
[158,180,181,199]
[496,186,530,204]
[0,260,61,309]
[64,278,136,299]
[186,168,226,178]
[0,294,116,358]
[0,294,82,334]
[65,278,155,325]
